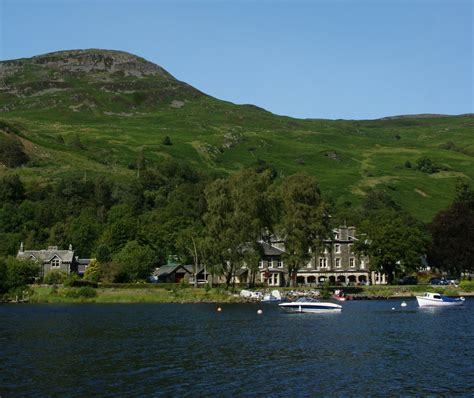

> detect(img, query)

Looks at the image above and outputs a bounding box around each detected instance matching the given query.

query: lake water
[1,299,473,397]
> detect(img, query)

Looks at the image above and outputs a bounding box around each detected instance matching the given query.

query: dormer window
[51,257,61,267]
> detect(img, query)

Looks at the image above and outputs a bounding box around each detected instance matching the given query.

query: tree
[428,201,474,276]
[69,208,102,257]
[454,180,474,210]
[203,169,275,288]
[278,173,329,286]
[84,259,100,282]
[0,257,39,293]
[355,209,426,283]
[0,134,29,167]
[113,240,156,282]
[95,244,112,264]
[176,225,205,287]
[0,174,25,203]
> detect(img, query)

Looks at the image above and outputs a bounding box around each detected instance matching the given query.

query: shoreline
[2,285,472,304]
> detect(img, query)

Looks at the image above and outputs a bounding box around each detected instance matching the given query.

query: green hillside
[1,49,473,221]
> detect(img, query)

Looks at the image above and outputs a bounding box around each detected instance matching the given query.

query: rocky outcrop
[0,49,174,79]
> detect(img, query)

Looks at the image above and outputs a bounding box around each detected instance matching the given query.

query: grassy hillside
[1,49,473,221]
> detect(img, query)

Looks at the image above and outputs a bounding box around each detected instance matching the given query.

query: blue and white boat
[416,292,465,307]
[279,297,342,313]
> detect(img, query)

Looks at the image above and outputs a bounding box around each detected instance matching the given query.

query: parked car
[446,278,460,286]
[428,278,449,286]
[398,276,418,285]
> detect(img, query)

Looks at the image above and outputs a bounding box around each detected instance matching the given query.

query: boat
[240,290,263,300]
[332,289,352,301]
[279,298,342,313]
[261,290,282,302]
[416,292,465,307]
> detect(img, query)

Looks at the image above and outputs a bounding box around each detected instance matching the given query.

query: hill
[1,49,473,221]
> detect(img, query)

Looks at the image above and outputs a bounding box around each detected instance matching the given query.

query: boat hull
[416,296,465,307]
[279,302,342,313]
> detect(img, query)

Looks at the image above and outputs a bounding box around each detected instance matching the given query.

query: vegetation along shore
[3,281,472,304]
[1,50,473,299]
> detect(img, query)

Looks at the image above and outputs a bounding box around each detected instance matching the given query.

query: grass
[1,51,473,221]
[28,285,244,303]
[25,283,472,304]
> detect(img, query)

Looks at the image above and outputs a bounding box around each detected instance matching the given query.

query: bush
[43,270,67,285]
[460,280,474,292]
[162,136,172,145]
[64,286,97,298]
[0,134,29,167]
[65,278,98,288]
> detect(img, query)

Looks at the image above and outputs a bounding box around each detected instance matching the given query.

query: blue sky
[1,0,472,119]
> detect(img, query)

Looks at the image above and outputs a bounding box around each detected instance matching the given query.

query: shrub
[460,280,474,292]
[65,278,98,288]
[0,134,29,167]
[64,286,97,298]
[162,136,172,145]
[43,270,67,285]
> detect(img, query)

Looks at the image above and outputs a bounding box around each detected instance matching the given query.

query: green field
[1,49,473,221]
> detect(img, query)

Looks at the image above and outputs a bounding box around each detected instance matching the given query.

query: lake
[1,299,473,397]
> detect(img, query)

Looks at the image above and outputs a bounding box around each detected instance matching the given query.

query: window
[259,260,264,269]
[335,232,339,240]
[348,244,353,253]
[51,257,61,267]
[319,258,328,268]
[360,260,365,270]
[268,260,273,268]
[349,258,355,268]
[278,260,283,268]
[335,244,341,254]
[335,258,341,268]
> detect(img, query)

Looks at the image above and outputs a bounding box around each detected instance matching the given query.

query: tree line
[0,159,473,294]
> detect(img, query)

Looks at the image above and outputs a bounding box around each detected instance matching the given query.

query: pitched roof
[153,264,197,277]
[261,242,284,256]
[18,249,74,263]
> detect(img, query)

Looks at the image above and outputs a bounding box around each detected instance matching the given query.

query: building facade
[17,243,78,277]
[257,226,386,286]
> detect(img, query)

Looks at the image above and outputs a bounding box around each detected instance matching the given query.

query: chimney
[69,243,73,251]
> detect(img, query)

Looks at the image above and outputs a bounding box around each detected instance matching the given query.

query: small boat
[416,292,465,307]
[240,290,263,300]
[261,290,282,302]
[279,298,342,313]
[332,289,352,301]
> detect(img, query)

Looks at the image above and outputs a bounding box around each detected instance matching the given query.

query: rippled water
[1,299,473,397]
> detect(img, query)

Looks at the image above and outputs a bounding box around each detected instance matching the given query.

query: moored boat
[261,290,282,303]
[279,298,342,313]
[416,292,465,307]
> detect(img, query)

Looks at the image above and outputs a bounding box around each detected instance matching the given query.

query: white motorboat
[261,290,282,303]
[279,298,342,313]
[240,290,263,300]
[416,292,465,307]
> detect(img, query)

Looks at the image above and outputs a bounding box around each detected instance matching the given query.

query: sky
[0,0,472,119]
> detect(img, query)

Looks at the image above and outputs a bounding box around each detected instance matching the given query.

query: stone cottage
[17,243,78,277]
